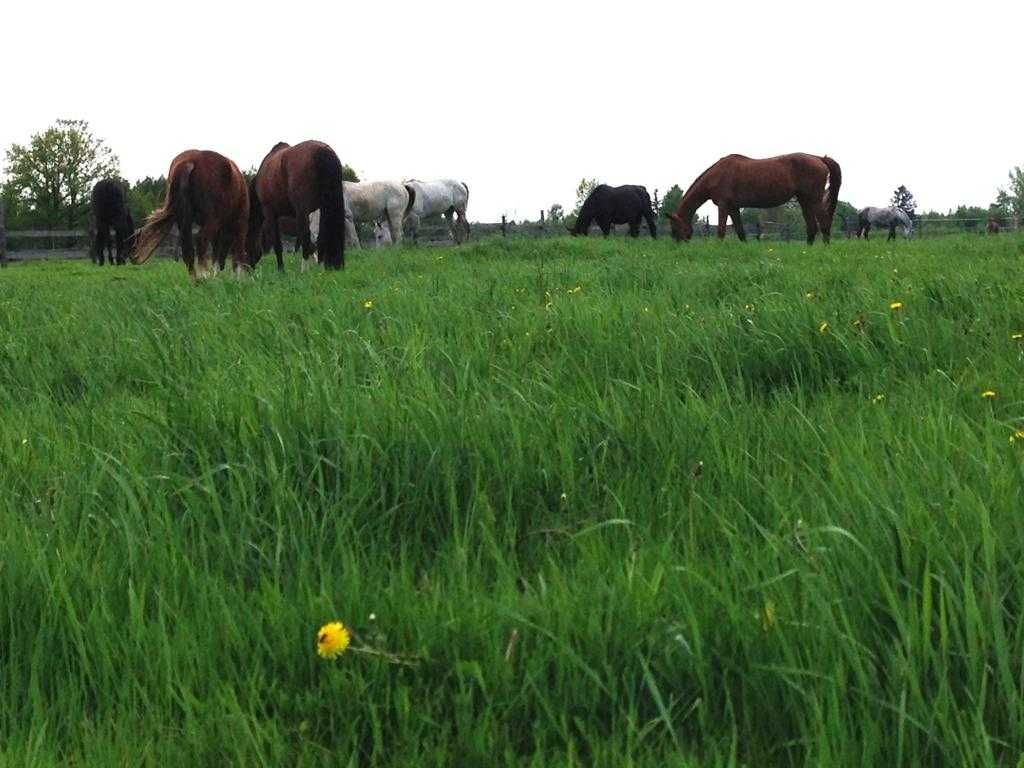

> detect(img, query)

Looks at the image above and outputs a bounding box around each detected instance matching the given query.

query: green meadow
[2,233,1024,766]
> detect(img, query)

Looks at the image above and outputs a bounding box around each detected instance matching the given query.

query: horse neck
[674,177,709,221]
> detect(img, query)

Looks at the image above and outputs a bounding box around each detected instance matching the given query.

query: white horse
[403,179,470,243]
[857,206,913,240]
[342,181,413,247]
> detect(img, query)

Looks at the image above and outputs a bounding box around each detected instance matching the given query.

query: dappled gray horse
[857,206,913,240]
[403,179,470,243]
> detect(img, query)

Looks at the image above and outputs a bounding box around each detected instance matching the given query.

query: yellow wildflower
[889,301,903,311]
[744,303,755,312]
[804,292,815,300]
[819,321,829,334]
[761,600,776,631]
[982,390,997,399]
[873,394,885,404]
[1013,333,1023,340]
[316,622,351,659]
[363,300,374,309]
[1009,430,1024,445]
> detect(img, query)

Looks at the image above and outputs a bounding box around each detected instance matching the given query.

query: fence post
[501,215,507,237]
[0,199,6,268]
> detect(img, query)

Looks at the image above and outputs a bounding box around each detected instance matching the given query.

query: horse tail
[403,184,416,218]
[821,156,842,216]
[314,145,345,269]
[132,161,193,264]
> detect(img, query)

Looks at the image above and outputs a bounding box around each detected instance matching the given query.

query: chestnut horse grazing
[249,140,346,271]
[130,150,249,279]
[987,218,1001,235]
[668,153,842,244]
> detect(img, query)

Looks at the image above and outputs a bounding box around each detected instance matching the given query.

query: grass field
[3,233,1024,766]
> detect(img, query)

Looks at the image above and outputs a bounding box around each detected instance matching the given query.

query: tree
[572,178,599,216]
[891,185,917,218]
[659,184,684,218]
[342,165,359,183]
[4,119,120,229]
[998,166,1024,219]
[547,203,564,224]
[127,176,167,224]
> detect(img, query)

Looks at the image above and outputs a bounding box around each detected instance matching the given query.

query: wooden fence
[1,211,1019,264]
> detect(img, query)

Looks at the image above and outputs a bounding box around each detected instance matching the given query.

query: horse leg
[445,209,460,244]
[457,207,470,241]
[406,213,420,244]
[345,216,361,249]
[388,206,403,245]
[93,228,104,265]
[887,224,896,242]
[213,230,230,273]
[716,205,729,239]
[600,217,612,237]
[266,217,284,271]
[816,208,833,245]
[799,202,818,245]
[731,208,747,242]
[193,224,216,280]
[644,210,658,238]
[295,209,317,273]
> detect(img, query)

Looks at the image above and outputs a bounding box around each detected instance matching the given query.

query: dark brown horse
[130,150,249,279]
[667,153,842,244]
[249,140,345,270]
[987,218,1001,235]
[90,179,136,265]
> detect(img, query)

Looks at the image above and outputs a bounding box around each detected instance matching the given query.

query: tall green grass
[2,234,1024,766]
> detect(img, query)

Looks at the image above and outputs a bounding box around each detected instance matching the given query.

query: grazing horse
[857,206,913,240]
[987,218,1001,235]
[667,153,842,244]
[343,181,415,247]
[309,212,395,254]
[90,179,136,265]
[130,150,249,279]
[403,179,470,243]
[568,184,657,238]
[249,140,346,271]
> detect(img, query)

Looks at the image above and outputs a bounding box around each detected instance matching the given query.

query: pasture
[3,234,1024,766]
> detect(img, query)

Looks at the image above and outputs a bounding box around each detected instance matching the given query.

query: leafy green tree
[572,178,599,216]
[891,185,917,218]
[342,165,359,183]
[659,184,684,218]
[127,176,167,224]
[4,119,120,229]
[998,166,1024,219]
[547,203,564,224]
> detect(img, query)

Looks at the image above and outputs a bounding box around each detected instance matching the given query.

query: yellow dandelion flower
[643,306,650,313]
[819,321,829,334]
[761,600,776,631]
[1009,430,1024,444]
[804,292,815,300]
[873,394,885,404]
[744,303,755,312]
[316,621,351,659]
[1013,333,1023,340]
[889,301,903,311]
[363,300,374,309]
[982,390,997,399]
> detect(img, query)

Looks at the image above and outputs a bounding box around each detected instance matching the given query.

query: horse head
[667,212,693,242]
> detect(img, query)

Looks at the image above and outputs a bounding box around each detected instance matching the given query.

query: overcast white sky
[2,0,1020,221]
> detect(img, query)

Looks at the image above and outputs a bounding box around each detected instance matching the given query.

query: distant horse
[568,184,657,238]
[250,140,346,270]
[90,179,135,265]
[987,218,1001,235]
[130,150,249,279]
[403,179,470,243]
[857,207,913,240]
[309,212,395,253]
[667,153,842,244]
[344,181,415,247]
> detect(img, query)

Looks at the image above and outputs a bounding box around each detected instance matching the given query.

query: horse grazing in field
[987,218,1001,235]
[90,179,136,265]
[249,140,346,271]
[309,211,395,254]
[667,153,842,244]
[568,184,657,238]
[857,206,913,240]
[343,181,415,248]
[130,150,249,280]
[403,179,470,243]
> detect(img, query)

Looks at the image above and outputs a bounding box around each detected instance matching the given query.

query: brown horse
[667,153,842,244]
[987,218,1001,235]
[249,140,346,271]
[130,150,249,279]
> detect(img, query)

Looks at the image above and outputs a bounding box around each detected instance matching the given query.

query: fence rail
[1,215,1019,263]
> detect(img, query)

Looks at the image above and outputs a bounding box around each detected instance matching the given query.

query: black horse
[90,179,136,265]
[568,184,657,238]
